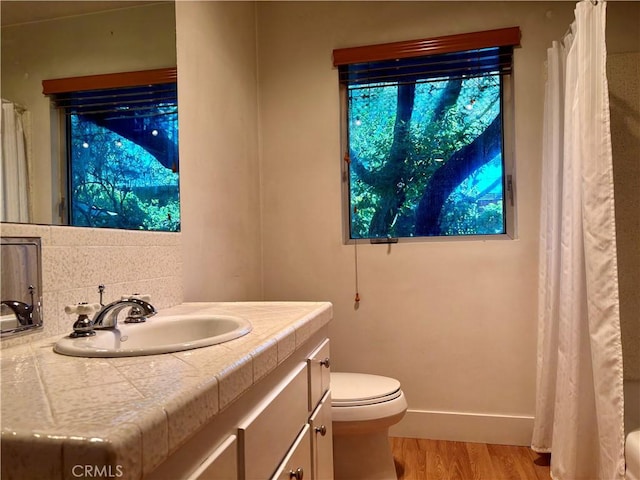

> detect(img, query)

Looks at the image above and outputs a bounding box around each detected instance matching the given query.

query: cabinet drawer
[186,435,237,480]
[238,363,308,480]
[307,339,330,411]
[271,424,311,480]
[309,391,333,480]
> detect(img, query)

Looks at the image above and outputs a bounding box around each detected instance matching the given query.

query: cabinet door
[271,424,312,480]
[186,434,237,480]
[309,391,333,480]
[307,339,330,411]
[238,363,308,480]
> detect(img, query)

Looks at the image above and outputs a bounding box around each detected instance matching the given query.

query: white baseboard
[389,409,535,446]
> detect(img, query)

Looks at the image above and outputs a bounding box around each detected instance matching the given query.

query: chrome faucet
[1,285,37,326]
[1,300,33,326]
[92,298,157,330]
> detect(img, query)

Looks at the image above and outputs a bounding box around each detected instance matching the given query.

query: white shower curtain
[1,99,31,223]
[532,2,626,480]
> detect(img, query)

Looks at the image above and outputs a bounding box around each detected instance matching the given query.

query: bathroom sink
[53,314,252,357]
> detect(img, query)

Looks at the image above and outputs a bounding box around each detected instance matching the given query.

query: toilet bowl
[331,372,407,480]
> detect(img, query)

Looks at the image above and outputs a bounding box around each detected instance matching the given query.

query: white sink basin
[53,314,252,357]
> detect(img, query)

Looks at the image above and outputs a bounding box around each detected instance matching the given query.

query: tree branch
[79,114,179,171]
[349,152,379,188]
[415,114,502,236]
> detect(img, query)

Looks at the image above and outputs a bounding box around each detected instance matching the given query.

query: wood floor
[390,437,552,480]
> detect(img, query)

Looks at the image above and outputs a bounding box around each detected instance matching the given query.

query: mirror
[0,1,177,229]
[1,237,43,336]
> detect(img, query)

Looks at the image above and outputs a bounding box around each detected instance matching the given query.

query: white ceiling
[1,1,167,27]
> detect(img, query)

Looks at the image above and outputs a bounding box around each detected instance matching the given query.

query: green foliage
[69,114,180,231]
[348,75,504,238]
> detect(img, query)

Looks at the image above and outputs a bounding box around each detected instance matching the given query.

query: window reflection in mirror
[68,97,179,231]
[49,79,180,231]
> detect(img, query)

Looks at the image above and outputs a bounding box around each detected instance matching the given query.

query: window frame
[334,29,519,244]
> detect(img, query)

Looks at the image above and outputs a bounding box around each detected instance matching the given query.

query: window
[334,28,520,241]
[43,68,179,232]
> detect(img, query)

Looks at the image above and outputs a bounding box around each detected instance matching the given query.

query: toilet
[331,372,408,480]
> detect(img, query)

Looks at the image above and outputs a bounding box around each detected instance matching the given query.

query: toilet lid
[331,372,401,406]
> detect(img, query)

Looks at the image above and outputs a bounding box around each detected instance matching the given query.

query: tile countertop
[0,301,333,480]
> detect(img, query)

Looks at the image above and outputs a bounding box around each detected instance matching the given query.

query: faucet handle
[120,295,153,324]
[65,303,101,338]
[65,303,101,315]
[121,294,151,303]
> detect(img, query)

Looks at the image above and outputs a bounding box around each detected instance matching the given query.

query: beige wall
[607,2,640,383]
[176,1,263,301]
[609,52,640,381]
[0,3,176,225]
[256,1,577,444]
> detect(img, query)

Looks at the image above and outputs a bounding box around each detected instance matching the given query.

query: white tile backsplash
[1,223,183,348]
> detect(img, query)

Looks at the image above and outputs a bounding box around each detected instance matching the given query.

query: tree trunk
[431,78,462,124]
[415,114,503,236]
[367,82,416,237]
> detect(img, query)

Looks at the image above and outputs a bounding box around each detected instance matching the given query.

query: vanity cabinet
[0,302,334,480]
[149,329,332,480]
[239,339,333,480]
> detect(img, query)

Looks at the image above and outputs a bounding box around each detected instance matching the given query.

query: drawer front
[271,424,312,480]
[307,339,330,411]
[309,391,333,480]
[186,435,237,480]
[239,363,308,480]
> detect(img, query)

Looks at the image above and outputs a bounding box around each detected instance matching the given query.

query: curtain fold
[1,100,30,223]
[532,2,625,479]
